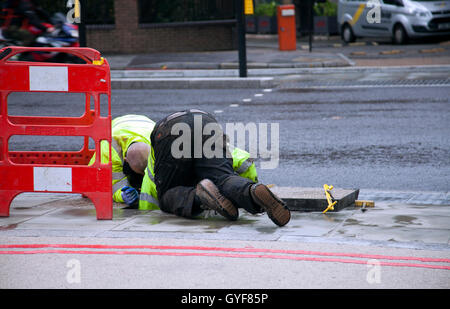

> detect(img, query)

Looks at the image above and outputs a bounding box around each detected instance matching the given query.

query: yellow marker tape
[350,3,366,26]
[322,184,337,214]
[92,57,105,65]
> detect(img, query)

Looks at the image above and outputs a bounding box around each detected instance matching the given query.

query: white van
[338,0,450,44]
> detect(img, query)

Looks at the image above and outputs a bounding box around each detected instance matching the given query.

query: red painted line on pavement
[0,244,449,270]
[0,249,449,270]
[1,243,449,263]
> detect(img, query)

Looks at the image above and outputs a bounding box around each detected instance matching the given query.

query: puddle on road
[121,211,261,233]
[161,216,259,232]
[61,208,97,217]
[343,218,379,228]
[394,215,421,226]
[59,207,150,220]
[255,226,279,234]
[0,223,18,231]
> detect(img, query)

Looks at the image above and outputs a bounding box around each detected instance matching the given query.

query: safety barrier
[0,46,112,219]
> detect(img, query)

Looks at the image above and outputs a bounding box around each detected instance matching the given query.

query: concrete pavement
[105,35,353,89]
[1,189,449,247]
[104,34,450,89]
[0,189,449,289]
[104,35,450,71]
[104,35,352,71]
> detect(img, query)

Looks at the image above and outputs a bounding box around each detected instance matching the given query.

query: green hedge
[254,1,277,17]
[313,0,337,17]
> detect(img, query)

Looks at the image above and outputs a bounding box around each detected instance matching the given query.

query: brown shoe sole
[251,184,290,227]
[196,179,238,221]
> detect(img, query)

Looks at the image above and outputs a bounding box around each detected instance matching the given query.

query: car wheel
[342,24,356,43]
[393,24,408,45]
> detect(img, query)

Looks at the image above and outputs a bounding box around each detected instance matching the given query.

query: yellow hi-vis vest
[88,114,155,203]
[139,146,258,210]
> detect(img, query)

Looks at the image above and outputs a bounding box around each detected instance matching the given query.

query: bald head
[125,142,150,175]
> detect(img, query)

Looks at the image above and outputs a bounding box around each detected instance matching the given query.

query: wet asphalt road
[7,82,450,192]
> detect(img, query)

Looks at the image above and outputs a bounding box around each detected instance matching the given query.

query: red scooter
[0,11,80,63]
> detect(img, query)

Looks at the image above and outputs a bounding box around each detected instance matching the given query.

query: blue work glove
[121,186,139,206]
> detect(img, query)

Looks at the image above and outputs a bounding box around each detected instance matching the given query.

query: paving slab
[122,49,350,71]
[1,189,449,251]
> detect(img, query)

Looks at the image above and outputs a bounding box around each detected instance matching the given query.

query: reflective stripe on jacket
[89,115,155,203]
[139,146,159,210]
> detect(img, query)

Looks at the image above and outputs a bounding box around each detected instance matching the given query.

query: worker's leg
[159,185,203,218]
[195,157,262,214]
[191,113,262,214]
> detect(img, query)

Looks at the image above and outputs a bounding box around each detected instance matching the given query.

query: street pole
[78,0,87,47]
[309,0,313,53]
[235,0,247,78]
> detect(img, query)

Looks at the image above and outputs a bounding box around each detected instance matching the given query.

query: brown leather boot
[250,184,291,227]
[196,179,239,221]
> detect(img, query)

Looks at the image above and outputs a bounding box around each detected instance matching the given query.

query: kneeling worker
[91,114,259,210]
[143,109,291,227]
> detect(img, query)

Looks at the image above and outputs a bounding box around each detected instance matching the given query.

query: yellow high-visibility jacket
[88,114,155,202]
[139,146,258,210]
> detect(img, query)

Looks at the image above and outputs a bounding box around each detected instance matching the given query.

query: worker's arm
[232,147,258,183]
[88,140,128,203]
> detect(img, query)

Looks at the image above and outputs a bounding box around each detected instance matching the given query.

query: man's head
[124,142,150,175]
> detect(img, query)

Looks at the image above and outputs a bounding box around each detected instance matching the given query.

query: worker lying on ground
[89,114,259,210]
[144,109,291,227]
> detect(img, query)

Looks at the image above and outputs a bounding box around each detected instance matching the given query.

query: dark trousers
[150,110,261,218]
